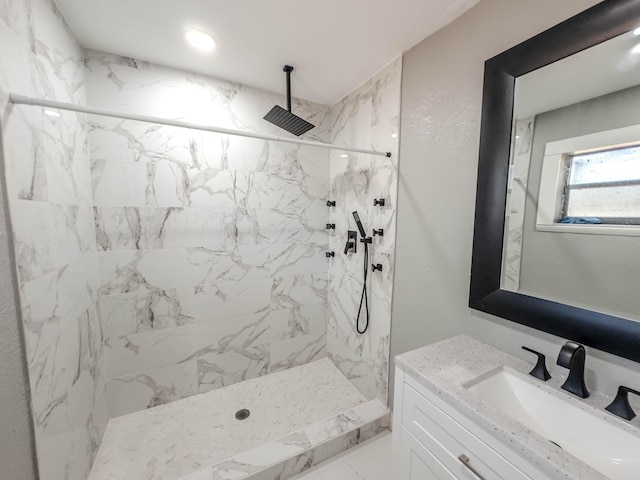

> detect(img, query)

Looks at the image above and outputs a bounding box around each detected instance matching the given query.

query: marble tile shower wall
[83,50,333,417]
[0,1,107,480]
[327,57,402,403]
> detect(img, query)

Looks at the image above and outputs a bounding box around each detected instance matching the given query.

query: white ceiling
[53,0,480,105]
[515,29,640,119]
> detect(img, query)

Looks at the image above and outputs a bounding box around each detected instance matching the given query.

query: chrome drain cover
[235,408,250,421]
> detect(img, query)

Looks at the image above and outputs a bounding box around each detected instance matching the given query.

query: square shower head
[263,105,315,137]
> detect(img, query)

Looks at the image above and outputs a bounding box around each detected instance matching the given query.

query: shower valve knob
[373,229,384,237]
[372,263,383,272]
[326,200,336,207]
[326,251,335,258]
[326,224,336,230]
[374,198,385,207]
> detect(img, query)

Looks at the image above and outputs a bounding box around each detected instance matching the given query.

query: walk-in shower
[2,22,401,477]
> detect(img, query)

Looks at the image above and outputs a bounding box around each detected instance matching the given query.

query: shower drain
[235,408,250,421]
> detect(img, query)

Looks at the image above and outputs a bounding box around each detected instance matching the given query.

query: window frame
[561,145,640,225]
[536,123,640,236]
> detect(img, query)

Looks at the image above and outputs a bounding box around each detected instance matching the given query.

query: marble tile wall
[83,50,332,416]
[327,57,402,403]
[502,116,535,291]
[0,1,107,479]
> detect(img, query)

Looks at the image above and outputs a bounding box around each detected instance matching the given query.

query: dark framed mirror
[470,0,640,362]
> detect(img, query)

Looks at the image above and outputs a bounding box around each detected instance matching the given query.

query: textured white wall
[392,0,640,408]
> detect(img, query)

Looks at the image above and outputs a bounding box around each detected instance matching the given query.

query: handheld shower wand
[352,211,371,334]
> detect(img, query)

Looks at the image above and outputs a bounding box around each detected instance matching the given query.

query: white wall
[391,0,640,408]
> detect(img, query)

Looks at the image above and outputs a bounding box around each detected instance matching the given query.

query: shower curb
[180,399,389,480]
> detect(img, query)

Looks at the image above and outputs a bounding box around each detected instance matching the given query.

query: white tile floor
[289,430,392,480]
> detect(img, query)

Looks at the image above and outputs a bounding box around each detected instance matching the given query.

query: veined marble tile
[272,273,327,309]
[0,0,31,38]
[238,208,328,246]
[97,246,270,295]
[330,81,373,148]
[20,254,99,355]
[269,326,326,374]
[93,159,248,209]
[94,206,237,251]
[37,423,98,480]
[271,304,325,342]
[89,119,195,166]
[106,361,198,417]
[29,306,103,439]
[197,344,270,393]
[83,50,333,142]
[304,399,388,446]
[246,173,324,215]
[105,310,270,378]
[267,142,329,187]
[371,56,402,154]
[91,158,149,207]
[3,109,93,205]
[268,243,328,277]
[10,200,96,282]
[101,274,271,338]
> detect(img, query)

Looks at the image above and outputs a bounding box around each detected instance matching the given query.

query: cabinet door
[399,427,457,480]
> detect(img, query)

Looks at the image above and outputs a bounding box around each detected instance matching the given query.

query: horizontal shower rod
[9,94,392,158]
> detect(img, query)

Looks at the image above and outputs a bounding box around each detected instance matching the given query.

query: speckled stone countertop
[395,335,640,480]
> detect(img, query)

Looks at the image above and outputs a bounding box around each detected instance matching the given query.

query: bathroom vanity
[391,336,640,479]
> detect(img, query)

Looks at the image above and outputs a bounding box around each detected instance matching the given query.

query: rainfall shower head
[263,65,315,136]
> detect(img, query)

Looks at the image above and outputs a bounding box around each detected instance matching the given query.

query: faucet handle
[605,386,640,420]
[522,346,551,381]
[557,341,583,369]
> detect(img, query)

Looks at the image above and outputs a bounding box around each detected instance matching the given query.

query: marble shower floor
[88,358,371,480]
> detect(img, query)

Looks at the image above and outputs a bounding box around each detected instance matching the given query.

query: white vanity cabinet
[392,366,551,480]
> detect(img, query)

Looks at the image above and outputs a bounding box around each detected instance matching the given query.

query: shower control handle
[372,264,383,272]
[345,231,357,254]
[373,228,384,237]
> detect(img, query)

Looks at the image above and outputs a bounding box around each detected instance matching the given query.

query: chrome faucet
[556,341,589,398]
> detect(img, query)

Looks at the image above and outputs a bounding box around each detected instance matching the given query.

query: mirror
[470,0,640,363]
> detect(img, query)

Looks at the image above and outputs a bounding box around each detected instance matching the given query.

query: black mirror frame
[469,0,640,363]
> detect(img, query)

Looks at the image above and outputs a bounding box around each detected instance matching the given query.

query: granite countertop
[395,335,640,480]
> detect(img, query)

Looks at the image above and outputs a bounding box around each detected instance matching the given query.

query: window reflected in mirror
[563,145,640,224]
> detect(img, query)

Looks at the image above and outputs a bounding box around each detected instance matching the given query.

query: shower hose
[356,242,370,334]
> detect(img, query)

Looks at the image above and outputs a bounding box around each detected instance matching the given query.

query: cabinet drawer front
[402,384,532,480]
[400,427,458,480]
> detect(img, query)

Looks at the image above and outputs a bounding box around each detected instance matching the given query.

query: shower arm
[8,93,392,158]
[284,65,293,112]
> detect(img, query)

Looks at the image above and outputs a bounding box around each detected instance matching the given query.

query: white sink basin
[466,367,640,479]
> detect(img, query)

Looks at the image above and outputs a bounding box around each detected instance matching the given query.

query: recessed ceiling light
[185,29,216,53]
[391,133,398,138]
[340,154,348,158]
[44,109,60,118]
